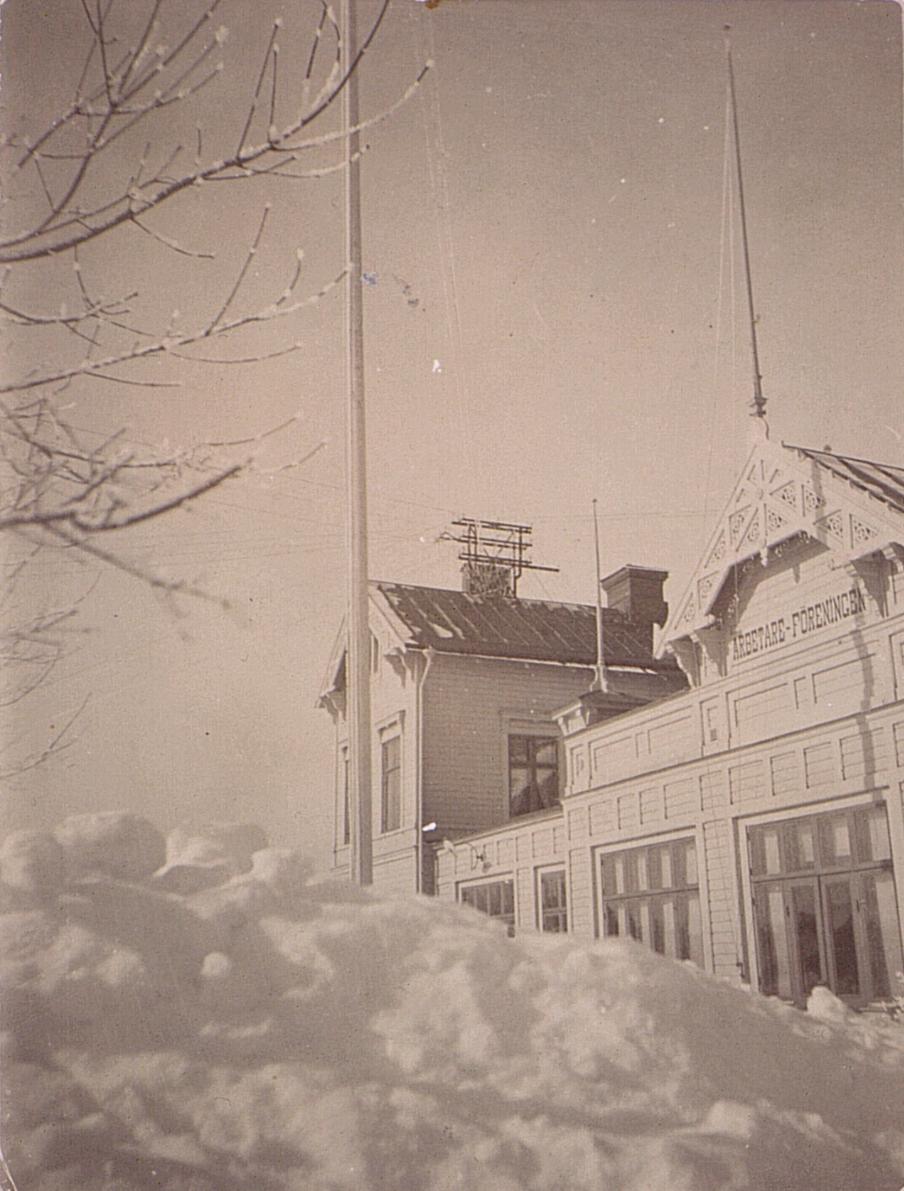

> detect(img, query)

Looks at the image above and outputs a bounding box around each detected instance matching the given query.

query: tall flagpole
[343,0,373,885]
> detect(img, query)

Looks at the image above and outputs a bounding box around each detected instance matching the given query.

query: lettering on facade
[730,586,867,663]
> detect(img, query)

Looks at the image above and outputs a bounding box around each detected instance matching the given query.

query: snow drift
[3,812,904,1191]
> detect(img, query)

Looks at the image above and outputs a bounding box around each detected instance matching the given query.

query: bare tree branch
[0,0,429,781]
[0,265,346,393]
[0,691,91,782]
[0,0,430,266]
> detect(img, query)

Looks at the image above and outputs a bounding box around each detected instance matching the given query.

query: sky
[3,0,903,866]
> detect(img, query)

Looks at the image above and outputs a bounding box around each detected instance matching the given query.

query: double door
[749,805,902,1007]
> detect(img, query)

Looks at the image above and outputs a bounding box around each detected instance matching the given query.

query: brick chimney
[601,565,668,645]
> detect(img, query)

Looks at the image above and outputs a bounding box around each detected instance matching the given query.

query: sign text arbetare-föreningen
[731,586,867,663]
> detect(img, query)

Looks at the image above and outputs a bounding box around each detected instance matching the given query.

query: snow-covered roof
[374,581,667,667]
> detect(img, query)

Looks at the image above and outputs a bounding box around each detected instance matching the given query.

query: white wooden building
[318,568,687,894]
[436,439,904,1009]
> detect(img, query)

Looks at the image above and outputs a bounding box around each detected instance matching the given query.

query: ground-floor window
[460,878,515,932]
[539,868,568,932]
[748,802,903,1006]
[599,837,703,965]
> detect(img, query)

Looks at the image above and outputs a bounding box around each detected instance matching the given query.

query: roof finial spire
[725,31,768,429]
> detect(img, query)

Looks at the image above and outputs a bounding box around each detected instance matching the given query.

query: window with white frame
[748,802,903,1006]
[599,837,703,965]
[539,867,568,933]
[460,878,515,931]
[509,734,559,817]
[380,735,401,833]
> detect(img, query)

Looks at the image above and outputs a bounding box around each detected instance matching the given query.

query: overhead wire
[413,5,479,490]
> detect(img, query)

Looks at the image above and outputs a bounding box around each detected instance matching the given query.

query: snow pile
[3,813,904,1191]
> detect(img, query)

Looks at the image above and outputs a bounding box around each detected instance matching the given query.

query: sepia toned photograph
[2,0,904,1187]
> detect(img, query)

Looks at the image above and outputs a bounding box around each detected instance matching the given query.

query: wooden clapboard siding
[422,652,592,833]
[331,631,420,880]
[435,561,904,981]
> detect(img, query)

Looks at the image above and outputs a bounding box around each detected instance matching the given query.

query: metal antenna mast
[343,0,372,885]
[726,36,767,421]
[445,518,559,598]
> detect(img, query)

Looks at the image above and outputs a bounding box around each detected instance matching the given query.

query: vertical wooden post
[343,0,372,885]
[591,498,608,692]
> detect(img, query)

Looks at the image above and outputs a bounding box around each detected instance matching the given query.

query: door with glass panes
[748,803,903,1006]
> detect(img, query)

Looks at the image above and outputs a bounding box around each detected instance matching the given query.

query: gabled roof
[317,581,681,707]
[661,436,904,650]
[375,582,667,667]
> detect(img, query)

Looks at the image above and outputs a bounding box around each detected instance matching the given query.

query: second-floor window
[509,734,559,817]
[381,735,401,832]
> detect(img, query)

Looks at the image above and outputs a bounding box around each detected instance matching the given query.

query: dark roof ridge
[370,578,680,670]
[374,578,601,615]
[783,442,904,474]
[783,442,904,516]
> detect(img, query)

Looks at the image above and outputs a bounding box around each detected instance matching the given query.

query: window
[748,803,903,1006]
[600,837,703,965]
[509,735,559,817]
[341,751,350,845]
[461,879,515,931]
[381,735,401,833]
[539,868,568,933]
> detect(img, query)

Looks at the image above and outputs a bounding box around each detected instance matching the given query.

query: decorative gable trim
[661,439,903,652]
[316,588,421,710]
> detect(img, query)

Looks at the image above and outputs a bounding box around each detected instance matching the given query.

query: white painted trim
[434,652,596,672]
[889,629,904,701]
[375,708,406,736]
[723,814,749,982]
[887,780,904,971]
[663,439,904,651]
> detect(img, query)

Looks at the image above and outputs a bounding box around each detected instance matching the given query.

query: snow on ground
[3,813,904,1191]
